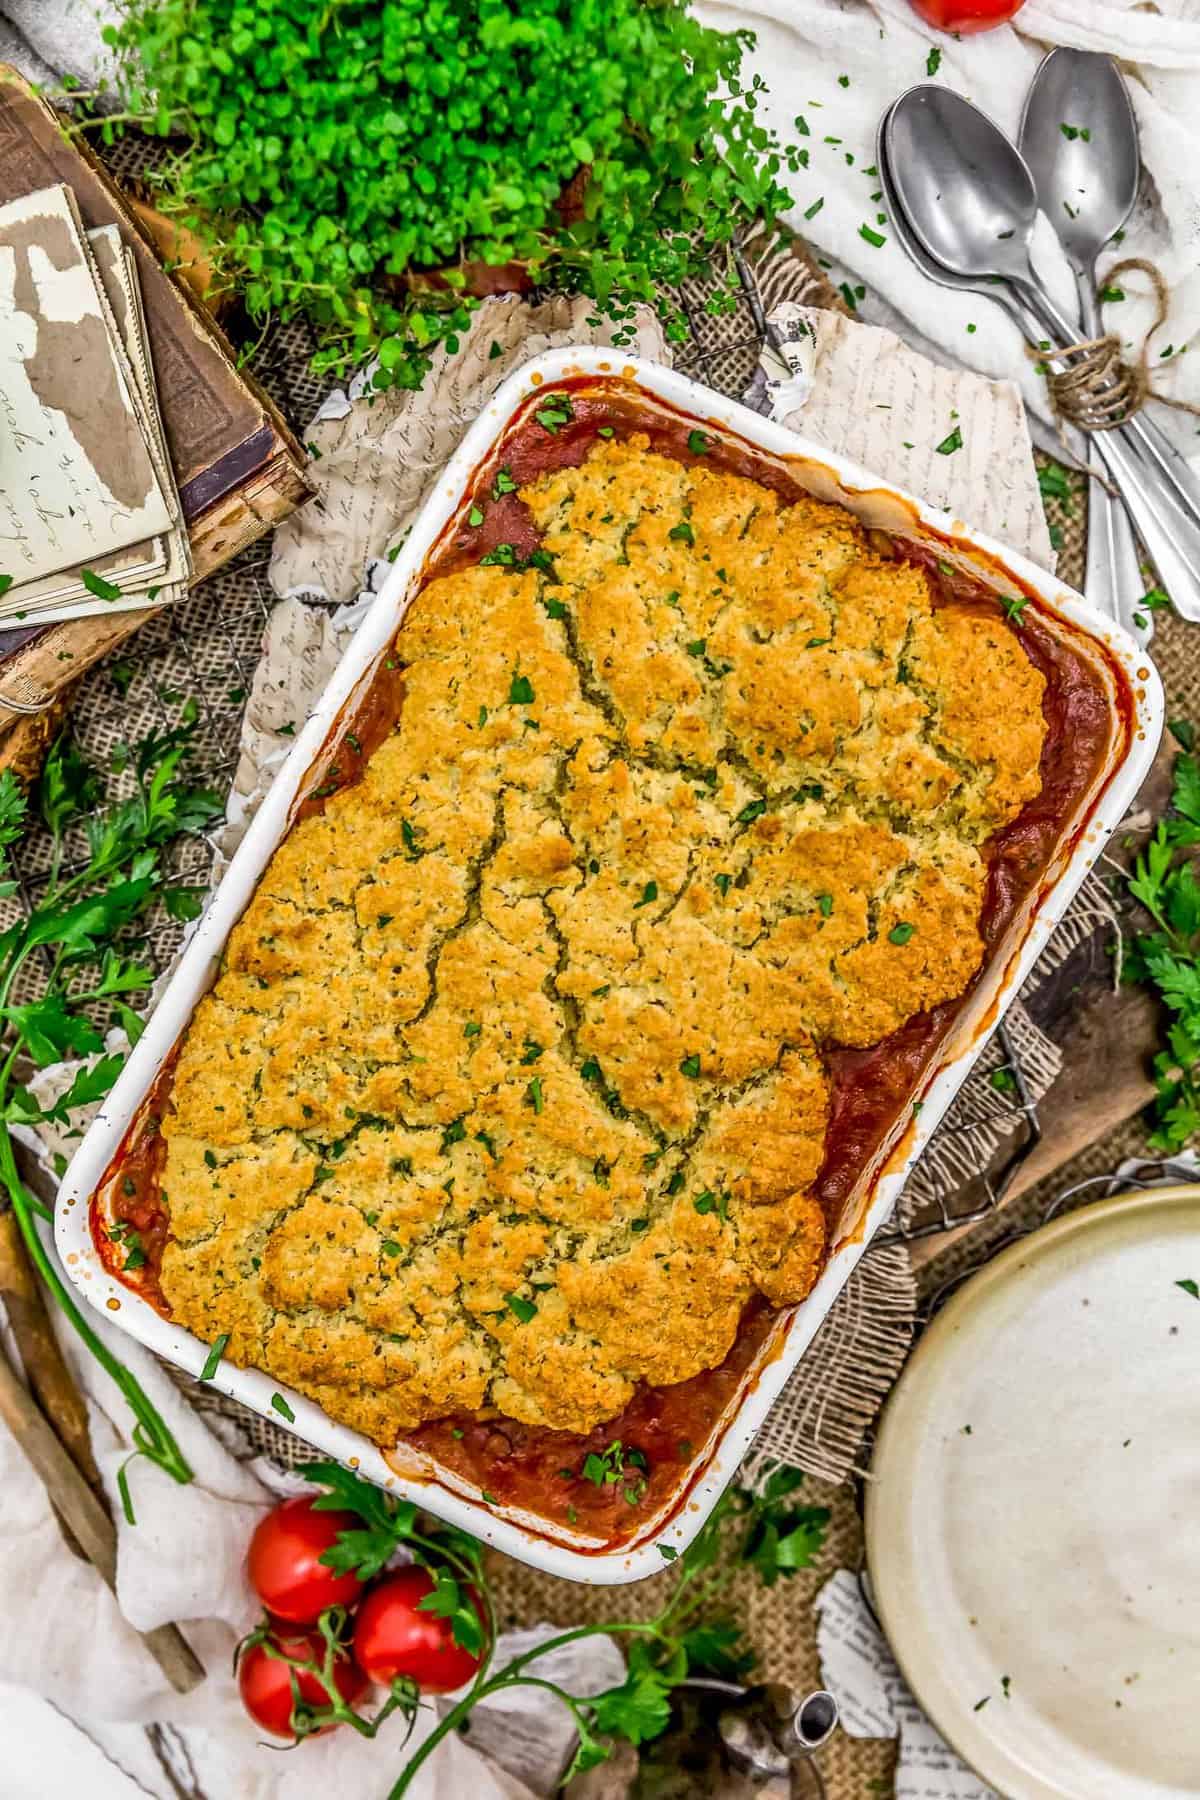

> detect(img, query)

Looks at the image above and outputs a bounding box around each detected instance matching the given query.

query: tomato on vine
[353,1568,486,1695]
[236,1622,368,1741]
[247,1495,364,1623]
[907,0,1026,31]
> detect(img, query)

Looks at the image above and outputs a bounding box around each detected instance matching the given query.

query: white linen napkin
[693,0,1200,463]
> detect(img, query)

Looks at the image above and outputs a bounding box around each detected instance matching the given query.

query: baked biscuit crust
[157,434,1046,1443]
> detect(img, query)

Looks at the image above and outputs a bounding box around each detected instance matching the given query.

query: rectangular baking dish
[56,346,1162,1583]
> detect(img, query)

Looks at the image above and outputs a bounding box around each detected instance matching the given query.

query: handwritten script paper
[0,184,172,592]
[745,303,1053,569]
[817,1570,999,1800]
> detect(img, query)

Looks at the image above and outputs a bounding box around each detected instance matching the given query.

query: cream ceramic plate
[866,1186,1200,1799]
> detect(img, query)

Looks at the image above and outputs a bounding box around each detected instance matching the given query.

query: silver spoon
[876,104,1123,626]
[886,85,1200,618]
[1019,49,1150,645]
[889,83,1200,517]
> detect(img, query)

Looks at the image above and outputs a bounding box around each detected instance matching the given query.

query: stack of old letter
[0,183,189,626]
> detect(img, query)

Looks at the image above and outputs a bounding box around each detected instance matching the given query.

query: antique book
[0,67,311,719]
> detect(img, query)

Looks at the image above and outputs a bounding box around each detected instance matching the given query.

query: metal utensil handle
[1014,279,1200,617]
[1076,271,1152,642]
[1040,282,1200,522]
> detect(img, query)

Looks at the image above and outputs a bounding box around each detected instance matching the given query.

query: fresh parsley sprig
[302,1458,828,1792]
[1123,734,1200,1148]
[0,722,222,1515]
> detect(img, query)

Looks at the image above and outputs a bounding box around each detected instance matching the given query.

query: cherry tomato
[246,1496,364,1623]
[353,1567,486,1694]
[237,1625,368,1740]
[907,0,1025,33]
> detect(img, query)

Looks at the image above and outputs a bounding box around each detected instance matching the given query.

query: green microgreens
[0,718,222,1518]
[99,2,801,391]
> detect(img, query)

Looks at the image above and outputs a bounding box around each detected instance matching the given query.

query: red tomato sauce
[93,375,1129,1548]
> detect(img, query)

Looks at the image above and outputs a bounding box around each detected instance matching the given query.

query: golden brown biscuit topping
[158,435,1045,1443]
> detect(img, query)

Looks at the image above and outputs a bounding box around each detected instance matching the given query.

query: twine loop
[1036,257,1200,434]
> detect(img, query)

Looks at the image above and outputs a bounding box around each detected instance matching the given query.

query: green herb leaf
[505,1291,537,1323]
[508,672,535,705]
[935,426,964,456]
[888,922,915,946]
[270,1392,295,1423]
[81,567,122,602]
[200,1333,230,1381]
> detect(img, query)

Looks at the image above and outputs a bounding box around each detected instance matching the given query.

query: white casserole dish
[56,346,1163,1584]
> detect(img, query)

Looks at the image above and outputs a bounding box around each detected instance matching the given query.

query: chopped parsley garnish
[271,1393,296,1422]
[694,1190,729,1221]
[687,429,711,455]
[679,1052,702,1078]
[634,881,658,907]
[200,1334,230,1382]
[581,1058,602,1082]
[508,672,535,705]
[926,46,941,75]
[990,1067,1018,1094]
[935,426,964,455]
[81,567,122,602]
[441,1116,468,1149]
[534,393,574,433]
[492,467,518,497]
[888,922,915,946]
[1140,586,1171,613]
[596,425,615,438]
[402,818,425,858]
[658,1544,678,1561]
[1176,1278,1200,1299]
[1002,595,1029,624]
[504,1292,537,1323]
[480,541,517,566]
[381,1239,402,1256]
[714,873,732,896]
[467,504,484,527]
[581,1439,648,1490]
[686,639,706,657]
[527,1076,544,1114]
[464,1020,481,1037]
[817,893,833,917]
[737,798,767,824]
[204,1148,217,1169]
[1059,122,1090,141]
[668,520,695,545]
[520,1039,544,1063]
